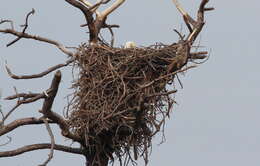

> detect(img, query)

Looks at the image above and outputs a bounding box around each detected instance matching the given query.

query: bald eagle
[124,41,136,48]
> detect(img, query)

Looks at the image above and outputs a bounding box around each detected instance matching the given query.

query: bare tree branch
[0,29,74,56]
[1,89,51,123]
[0,117,53,136]
[6,9,35,47]
[172,0,214,43]
[0,143,86,157]
[40,119,55,166]
[5,57,75,80]
[99,0,125,20]
[39,71,82,143]
[5,93,41,100]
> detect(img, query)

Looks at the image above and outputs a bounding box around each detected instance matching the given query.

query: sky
[1,0,260,166]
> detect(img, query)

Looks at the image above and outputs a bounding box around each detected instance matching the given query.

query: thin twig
[0,136,12,147]
[0,19,14,29]
[139,65,197,89]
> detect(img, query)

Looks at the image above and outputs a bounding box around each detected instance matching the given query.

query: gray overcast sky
[1,0,260,166]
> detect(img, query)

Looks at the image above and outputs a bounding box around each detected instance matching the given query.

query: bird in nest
[124,41,136,48]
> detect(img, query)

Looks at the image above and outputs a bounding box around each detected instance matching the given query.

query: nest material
[67,41,190,164]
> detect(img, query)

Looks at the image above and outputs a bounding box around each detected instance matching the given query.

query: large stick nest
[67,41,192,164]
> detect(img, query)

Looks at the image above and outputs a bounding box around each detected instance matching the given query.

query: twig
[139,65,197,89]
[6,9,35,47]
[0,143,86,157]
[146,90,177,98]
[0,136,12,147]
[1,90,51,123]
[5,93,41,100]
[40,118,55,166]
[5,57,75,79]
[0,19,14,29]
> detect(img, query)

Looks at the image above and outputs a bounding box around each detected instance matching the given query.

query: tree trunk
[85,153,109,166]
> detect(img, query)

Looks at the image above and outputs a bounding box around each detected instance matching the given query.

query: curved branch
[0,29,74,56]
[5,57,75,80]
[0,117,53,136]
[0,143,85,157]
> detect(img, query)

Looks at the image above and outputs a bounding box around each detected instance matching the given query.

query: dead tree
[0,0,213,166]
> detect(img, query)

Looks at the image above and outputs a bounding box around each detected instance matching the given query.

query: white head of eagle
[124,41,136,48]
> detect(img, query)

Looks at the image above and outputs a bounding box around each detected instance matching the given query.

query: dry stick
[139,65,197,89]
[0,143,85,157]
[5,93,41,100]
[0,29,73,56]
[146,90,178,98]
[0,117,53,136]
[5,57,75,80]
[0,136,12,147]
[0,19,14,29]
[6,8,35,47]
[40,119,55,166]
[189,51,208,59]
[1,90,51,123]
[39,71,82,143]
[172,0,213,43]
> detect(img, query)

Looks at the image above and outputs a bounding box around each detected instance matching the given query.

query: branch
[40,119,55,166]
[1,90,50,123]
[5,93,41,100]
[5,57,75,79]
[172,0,214,43]
[0,29,73,56]
[39,71,82,143]
[65,0,94,26]
[0,19,14,29]
[99,0,126,20]
[0,117,53,136]
[0,143,86,157]
[6,9,35,47]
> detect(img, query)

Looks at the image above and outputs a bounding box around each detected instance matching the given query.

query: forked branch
[172,0,214,43]
[65,0,125,44]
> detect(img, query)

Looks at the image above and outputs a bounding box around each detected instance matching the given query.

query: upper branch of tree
[0,143,86,157]
[172,0,214,44]
[65,0,125,44]
[6,8,35,47]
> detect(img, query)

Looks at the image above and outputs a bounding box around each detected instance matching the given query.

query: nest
[67,41,191,165]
